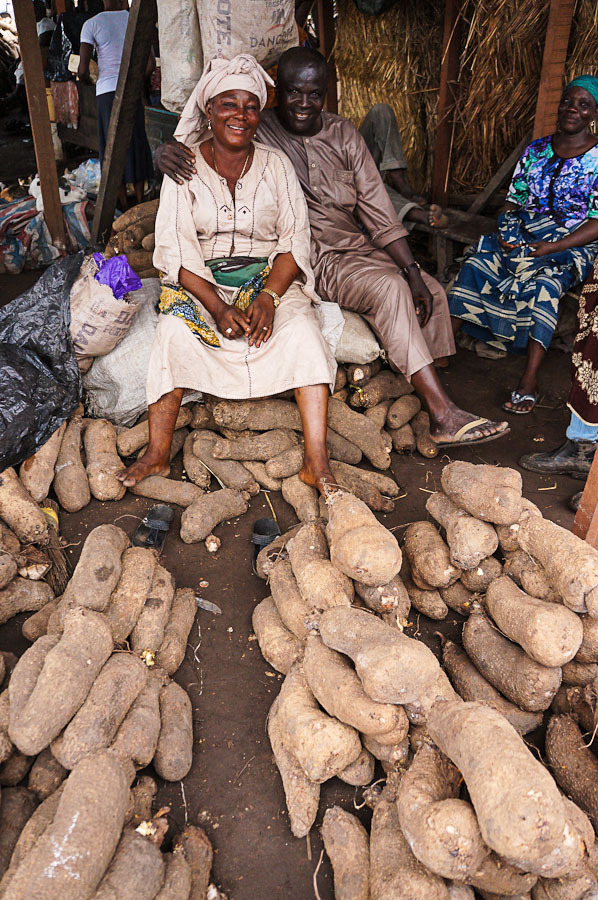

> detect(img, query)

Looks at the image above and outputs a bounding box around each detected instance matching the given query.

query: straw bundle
[566,0,598,83]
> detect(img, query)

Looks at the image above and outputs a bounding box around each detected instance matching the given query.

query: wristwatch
[260,287,281,308]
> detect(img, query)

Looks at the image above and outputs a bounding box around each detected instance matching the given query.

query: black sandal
[132,504,174,553]
[251,517,281,575]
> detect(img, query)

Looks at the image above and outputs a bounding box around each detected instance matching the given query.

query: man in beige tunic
[159,48,507,446]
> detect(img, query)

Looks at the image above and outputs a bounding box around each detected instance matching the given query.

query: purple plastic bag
[92,252,142,300]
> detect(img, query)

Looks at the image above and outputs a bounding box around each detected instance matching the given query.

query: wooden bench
[413,208,496,280]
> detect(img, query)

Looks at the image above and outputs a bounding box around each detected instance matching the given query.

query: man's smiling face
[275,63,327,137]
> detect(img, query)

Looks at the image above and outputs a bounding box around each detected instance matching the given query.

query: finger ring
[225,327,233,335]
[262,326,268,331]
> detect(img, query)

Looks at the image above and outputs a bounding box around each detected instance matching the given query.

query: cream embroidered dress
[148,141,337,404]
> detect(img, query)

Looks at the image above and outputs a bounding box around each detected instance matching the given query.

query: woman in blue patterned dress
[449,76,598,413]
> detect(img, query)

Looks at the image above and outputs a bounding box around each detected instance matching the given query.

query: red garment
[50,81,79,129]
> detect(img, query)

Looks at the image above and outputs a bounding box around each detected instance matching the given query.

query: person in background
[78,0,153,210]
[3,2,55,113]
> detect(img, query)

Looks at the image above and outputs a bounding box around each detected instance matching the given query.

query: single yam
[282,474,319,522]
[242,459,282,492]
[212,398,302,432]
[346,359,382,386]
[19,422,66,502]
[110,668,164,769]
[6,635,58,726]
[104,546,157,645]
[354,576,410,619]
[156,587,197,675]
[141,232,156,251]
[27,746,67,799]
[484,576,583,667]
[180,487,250,543]
[326,429,363,465]
[276,661,361,782]
[130,564,175,655]
[113,198,159,231]
[328,461,395,512]
[428,700,579,878]
[338,747,375,786]
[389,422,416,453]
[327,397,391,469]
[334,367,348,392]
[131,475,204,507]
[576,616,598,663]
[441,461,523,525]
[361,732,409,769]
[303,634,408,736]
[153,680,193,781]
[321,806,370,900]
[91,827,165,900]
[546,715,598,832]
[412,411,438,458]
[562,661,598,685]
[190,404,216,431]
[9,608,114,756]
[440,582,475,615]
[326,491,401,586]
[0,749,34,785]
[319,607,443,705]
[387,393,421,429]
[154,852,191,900]
[84,419,126,501]
[53,415,90,512]
[0,468,49,545]
[503,549,555,601]
[192,430,259,493]
[267,696,320,838]
[269,559,310,640]
[496,499,543,553]
[287,521,354,611]
[460,556,503,592]
[467,853,538,896]
[266,445,305,479]
[0,553,17,590]
[426,491,499,570]
[0,786,37,877]
[519,516,598,615]
[331,460,399,498]
[404,576,449,620]
[22,595,61,641]
[125,774,157,826]
[0,785,64,890]
[255,523,302,580]
[252,597,304,674]
[183,431,211,489]
[462,605,562,712]
[63,524,129,612]
[397,743,489,880]
[441,638,543,734]
[0,577,53,625]
[55,653,148,769]
[0,524,20,556]
[172,825,213,900]
[212,429,298,461]
[349,370,412,409]
[118,408,192,457]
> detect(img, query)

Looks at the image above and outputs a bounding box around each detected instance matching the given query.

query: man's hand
[213,303,249,339]
[407,268,433,327]
[155,139,196,184]
[245,294,275,348]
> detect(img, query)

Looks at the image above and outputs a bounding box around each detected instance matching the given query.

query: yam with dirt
[0,577,53,625]
[327,397,391,469]
[110,668,164,769]
[252,597,304,674]
[287,521,354,612]
[412,410,438,458]
[0,785,64,891]
[354,575,410,619]
[562,661,598,685]
[113,198,159,232]
[242,460,282,492]
[191,431,258,493]
[361,732,409,770]
[426,491,499,569]
[63,524,129,612]
[265,445,304,479]
[545,714,598,831]
[53,415,90,512]
[386,393,421,429]
[484,576,583,667]
[338,746,375,786]
[531,870,598,900]
[183,431,212,489]
[428,700,581,877]
[346,359,382,386]
[267,695,320,838]
[84,418,126,501]
[1,750,129,900]
[130,564,175,657]
[9,608,114,756]
[551,683,597,734]
[575,616,598,664]
[0,553,17,591]
[328,460,395,511]
[131,475,205,507]
[441,461,523,525]
[460,556,503,592]
[153,680,193,781]
[155,587,196,675]
[255,522,303,580]
[282,474,319,521]
[440,582,475,615]
[0,786,37,877]
[319,606,446,706]
[397,743,489,880]
[326,491,402,586]
[172,825,213,900]
[519,516,598,615]
[404,575,449,619]
[349,370,412,409]
[402,667,459,725]
[389,422,417,453]
[0,468,49,545]
[0,749,34,785]
[154,852,191,900]
[22,595,61,640]
[212,428,298,461]
[463,605,562,712]
[117,407,192,457]
[212,398,302,432]
[104,546,157,645]
[276,661,361,782]
[269,559,310,640]
[303,634,407,737]
[180,487,250,544]
[467,853,538,897]
[441,638,543,734]
[326,429,363,465]
[321,806,370,900]
[27,746,67,799]
[19,423,66,503]
[496,499,543,553]
[91,826,165,900]
[54,653,148,769]
[502,550,556,601]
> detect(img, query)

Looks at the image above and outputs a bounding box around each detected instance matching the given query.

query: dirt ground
[0,256,580,899]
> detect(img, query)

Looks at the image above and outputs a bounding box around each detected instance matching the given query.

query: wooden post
[430,0,462,205]
[315,0,338,114]
[12,0,66,249]
[533,0,576,139]
[573,451,598,548]
[91,0,157,245]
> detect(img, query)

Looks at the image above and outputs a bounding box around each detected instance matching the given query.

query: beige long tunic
[148,141,337,405]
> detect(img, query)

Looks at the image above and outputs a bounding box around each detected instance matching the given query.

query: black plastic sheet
[0,252,83,470]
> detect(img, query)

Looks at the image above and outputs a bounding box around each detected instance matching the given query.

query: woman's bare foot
[430,406,509,446]
[299,458,341,496]
[428,204,449,229]
[116,452,170,488]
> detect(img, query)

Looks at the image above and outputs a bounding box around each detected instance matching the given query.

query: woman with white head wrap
[118,55,338,494]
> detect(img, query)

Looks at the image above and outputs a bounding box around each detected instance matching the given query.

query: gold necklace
[211,141,252,183]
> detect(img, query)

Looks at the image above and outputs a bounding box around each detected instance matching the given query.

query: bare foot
[299,463,342,497]
[428,204,449,229]
[116,454,170,488]
[430,406,509,446]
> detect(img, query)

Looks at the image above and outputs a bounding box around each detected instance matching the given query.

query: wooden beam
[573,451,598,547]
[533,0,576,139]
[91,0,157,245]
[13,0,65,249]
[315,0,338,114]
[467,131,531,215]
[430,0,462,205]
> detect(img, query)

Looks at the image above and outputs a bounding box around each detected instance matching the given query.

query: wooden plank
[430,0,462,205]
[315,0,338,114]
[13,0,66,249]
[573,451,598,545]
[533,0,576,139]
[467,131,531,215]
[91,0,157,245]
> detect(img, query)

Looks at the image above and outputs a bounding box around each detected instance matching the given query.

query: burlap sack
[198,0,297,68]
[157,0,203,114]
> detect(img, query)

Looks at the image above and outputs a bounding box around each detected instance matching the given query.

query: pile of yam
[104,199,160,278]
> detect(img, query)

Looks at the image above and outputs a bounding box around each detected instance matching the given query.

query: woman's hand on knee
[246,293,275,348]
[214,304,249,339]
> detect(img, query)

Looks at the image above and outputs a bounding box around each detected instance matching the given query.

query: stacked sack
[251,471,598,900]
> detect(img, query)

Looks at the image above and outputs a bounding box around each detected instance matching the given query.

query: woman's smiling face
[557,86,597,135]
[207,90,261,151]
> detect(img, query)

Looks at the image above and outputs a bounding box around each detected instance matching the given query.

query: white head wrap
[174,54,274,146]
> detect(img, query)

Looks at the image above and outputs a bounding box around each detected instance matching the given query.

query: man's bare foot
[428,204,449,229]
[116,454,170,488]
[299,462,341,497]
[430,407,509,447]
